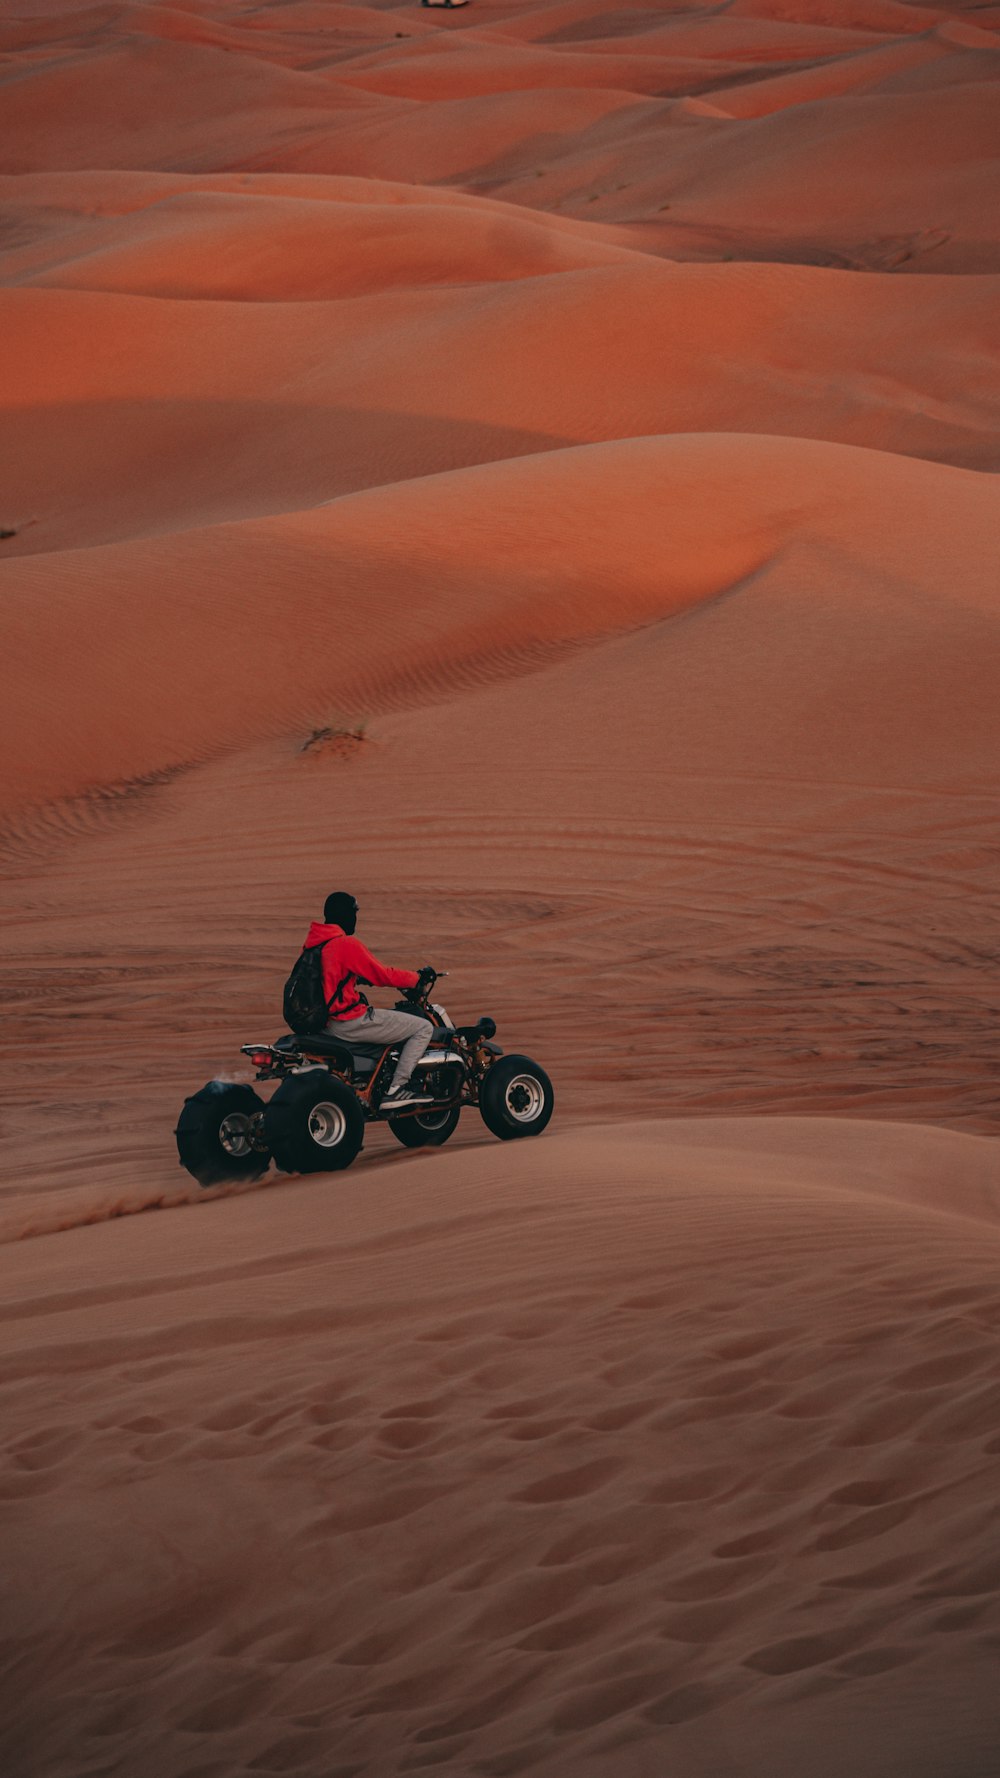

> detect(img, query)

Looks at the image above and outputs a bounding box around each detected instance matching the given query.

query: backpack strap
[327,969,367,1019]
[304,937,338,1015]
[307,936,365,1020]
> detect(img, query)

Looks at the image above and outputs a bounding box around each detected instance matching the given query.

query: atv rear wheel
[388,1105,461,1148]
[479,1055,553,1141]
[175,1081,271,1187]
[264,1072,364,1174]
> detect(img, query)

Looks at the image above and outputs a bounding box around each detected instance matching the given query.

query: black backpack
[282,940,332,1035]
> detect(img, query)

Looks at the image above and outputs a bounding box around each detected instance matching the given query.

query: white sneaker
[382,1086,432,1109]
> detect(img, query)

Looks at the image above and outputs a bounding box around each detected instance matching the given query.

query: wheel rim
[219,1112,254,1158]
[308,1101,348,1148]
[415,1107,454,1132]
[504,1074,545,1123]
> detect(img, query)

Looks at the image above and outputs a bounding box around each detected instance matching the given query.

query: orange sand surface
[2,0,1000,1773]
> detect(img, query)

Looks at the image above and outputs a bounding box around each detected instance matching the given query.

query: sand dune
[5,259,998,542]
[4,1120,1000,1778]
[710,25,1000,118]
[485,78,1000,268]
[5,499,1000,1244]
[0,186,636,298]
[4,432,999,812]
[3,0,1000,1773]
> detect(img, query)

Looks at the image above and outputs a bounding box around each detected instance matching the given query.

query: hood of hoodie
[305,921,345,948]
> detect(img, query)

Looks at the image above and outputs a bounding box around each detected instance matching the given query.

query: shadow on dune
[0,401,572,557]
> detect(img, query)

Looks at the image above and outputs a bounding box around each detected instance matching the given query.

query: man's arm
[343,936,419,993]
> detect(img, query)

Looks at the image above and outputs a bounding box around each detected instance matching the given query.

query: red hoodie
[303,921,419,1023]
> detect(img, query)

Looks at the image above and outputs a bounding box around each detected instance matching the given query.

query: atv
[175,970,553,1187]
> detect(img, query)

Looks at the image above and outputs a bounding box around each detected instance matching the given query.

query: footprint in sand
[811,1502,914,1552]
[892,1349,994,1391]
[503,1414,575,1442]
[466,1569,590,1640]
[836,1645,918,1677]
[514,1601,611,1653]
[382,1395,452,1420]
[583,1399,659,1432]
[551,1669,666,1734]
[512,1456,620,1504]
[644,1674,751,1725]
[744,1626,860,1674]
[645,1467,734,1504]
[306,1392,369,1427]
[8,1425,79,1469]
[713,1520,798,1559]
[245,1729,328,1772]
[659,1596,756,1643]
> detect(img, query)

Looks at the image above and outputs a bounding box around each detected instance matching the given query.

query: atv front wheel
[175,1081,271,1187]
[479,1055,553,1141]
[264,1072,364,1174]
[388,1105,461,1148]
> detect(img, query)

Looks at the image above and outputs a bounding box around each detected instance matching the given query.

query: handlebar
[409,967,447,1001]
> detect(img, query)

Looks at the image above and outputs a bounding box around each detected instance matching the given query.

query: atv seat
[276,1031,391,1064]
[275,1031,359,1067]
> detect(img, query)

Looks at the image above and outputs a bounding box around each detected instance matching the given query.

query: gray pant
[329,1006,431,1092]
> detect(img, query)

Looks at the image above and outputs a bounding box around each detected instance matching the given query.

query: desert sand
[2,0,1000,1774]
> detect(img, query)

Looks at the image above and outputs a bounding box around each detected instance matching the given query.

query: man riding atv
[175,897,554,1185]
[304,892,435,1108]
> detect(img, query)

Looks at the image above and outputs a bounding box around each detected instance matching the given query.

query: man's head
[323,891,358,935]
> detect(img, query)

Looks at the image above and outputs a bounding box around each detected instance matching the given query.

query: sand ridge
[4,1121,1000,1777]
[3,433,1000,811]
